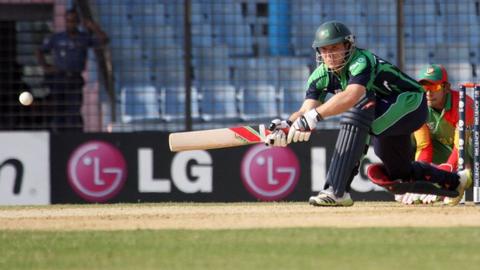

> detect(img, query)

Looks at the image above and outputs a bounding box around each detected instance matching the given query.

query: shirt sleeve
[305,82,320,100]
[348,67,371,86]
[414,124,433,163]
[445,145,458,170]
[347,55,372,87]
[305,68,329,102]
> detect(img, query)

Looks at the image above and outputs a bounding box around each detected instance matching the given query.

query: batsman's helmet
[312,21,355,49]
[312,21,356,71]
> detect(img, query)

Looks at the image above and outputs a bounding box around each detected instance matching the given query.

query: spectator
[36,9,108,132]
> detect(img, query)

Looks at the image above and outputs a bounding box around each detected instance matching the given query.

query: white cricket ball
[19,91,34,106]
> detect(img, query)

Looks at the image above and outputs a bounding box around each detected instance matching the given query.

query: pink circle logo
[241,144,300,201]
[67,141,127,202]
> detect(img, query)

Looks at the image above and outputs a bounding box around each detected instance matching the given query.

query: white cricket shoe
[444,169,472,206]
[309,188,354,207]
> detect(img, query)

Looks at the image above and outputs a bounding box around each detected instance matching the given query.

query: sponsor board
[50,131,391,203]
[241,145,300,201]
[67,141,127,203]
[0,132,50,205]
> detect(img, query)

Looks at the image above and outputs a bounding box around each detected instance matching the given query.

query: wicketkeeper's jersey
[414,90,475,169]
[305,47,425,135]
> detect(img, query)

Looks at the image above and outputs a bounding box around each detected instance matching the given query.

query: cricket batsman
[265,20,472,206]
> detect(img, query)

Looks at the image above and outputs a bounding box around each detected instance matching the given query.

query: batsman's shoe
[309,191,354,207]
[444,169,472,206]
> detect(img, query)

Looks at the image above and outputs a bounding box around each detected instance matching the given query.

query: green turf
[1,228,480,270]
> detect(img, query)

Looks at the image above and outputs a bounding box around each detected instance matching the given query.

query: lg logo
[241,145,300,201]
[67,141,127,202]
[67,144,213,201]
[138,149,212,193]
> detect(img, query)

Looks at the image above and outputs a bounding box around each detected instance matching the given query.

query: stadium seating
[120,85,160,123]
[198,84,238,122]
[238,84,278,121]
[88,0,480,131]
[159,86,200,122]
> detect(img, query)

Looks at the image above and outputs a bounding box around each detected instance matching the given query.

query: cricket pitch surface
[1,202,480,231]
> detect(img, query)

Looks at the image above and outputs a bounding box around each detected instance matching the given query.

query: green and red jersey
[414,90,474,169]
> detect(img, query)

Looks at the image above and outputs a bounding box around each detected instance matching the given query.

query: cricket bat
[169,125,272,152]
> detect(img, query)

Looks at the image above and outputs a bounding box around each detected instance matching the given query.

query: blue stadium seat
[191,24,214,47]
[159,87,200,122]
[279,84,305,119]
[195,66,230,83]
[192,45,229,66]
[445,63,474,85]
[130,3,165,26]
[238,84,278,121]
[199,84,238,121]
[120,85,160,123]
[276,63,309,118]
[233,58,281,86]
[211,2,253,56]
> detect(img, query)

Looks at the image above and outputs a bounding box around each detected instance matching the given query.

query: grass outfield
[1,202,480,270]
[2,228,480,270]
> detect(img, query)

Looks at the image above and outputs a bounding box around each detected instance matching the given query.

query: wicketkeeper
[397,64,475,204]
[265,21,472,207]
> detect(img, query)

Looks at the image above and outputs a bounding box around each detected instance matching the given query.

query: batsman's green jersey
[305,48,425,135]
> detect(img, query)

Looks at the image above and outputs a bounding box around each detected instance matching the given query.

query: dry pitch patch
[1,202,480,231]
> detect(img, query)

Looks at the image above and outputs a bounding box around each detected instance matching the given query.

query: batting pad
[367,163,459,197]
[325,104,374,197]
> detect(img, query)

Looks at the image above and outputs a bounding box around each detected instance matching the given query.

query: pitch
[1,202,480,230]
[2,202,480,270]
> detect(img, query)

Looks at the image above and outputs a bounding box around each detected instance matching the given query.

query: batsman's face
[319,43,348,71]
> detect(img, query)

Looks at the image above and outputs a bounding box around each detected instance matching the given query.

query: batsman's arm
[288,99,321,122]
[315,84,366,118]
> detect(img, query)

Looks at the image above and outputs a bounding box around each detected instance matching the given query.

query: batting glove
[419,194,441,204]
[287,109,322,144]
[398,193,440,205]
[394,194,404,203]
[265,119,291,147]
[401,193,422,205]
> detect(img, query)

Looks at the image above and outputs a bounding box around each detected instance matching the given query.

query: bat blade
[169,125,269,152]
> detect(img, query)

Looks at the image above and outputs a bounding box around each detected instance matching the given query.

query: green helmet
[312,21,355,49]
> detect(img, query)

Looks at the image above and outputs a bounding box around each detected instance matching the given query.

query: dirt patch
[1,202,480,231]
